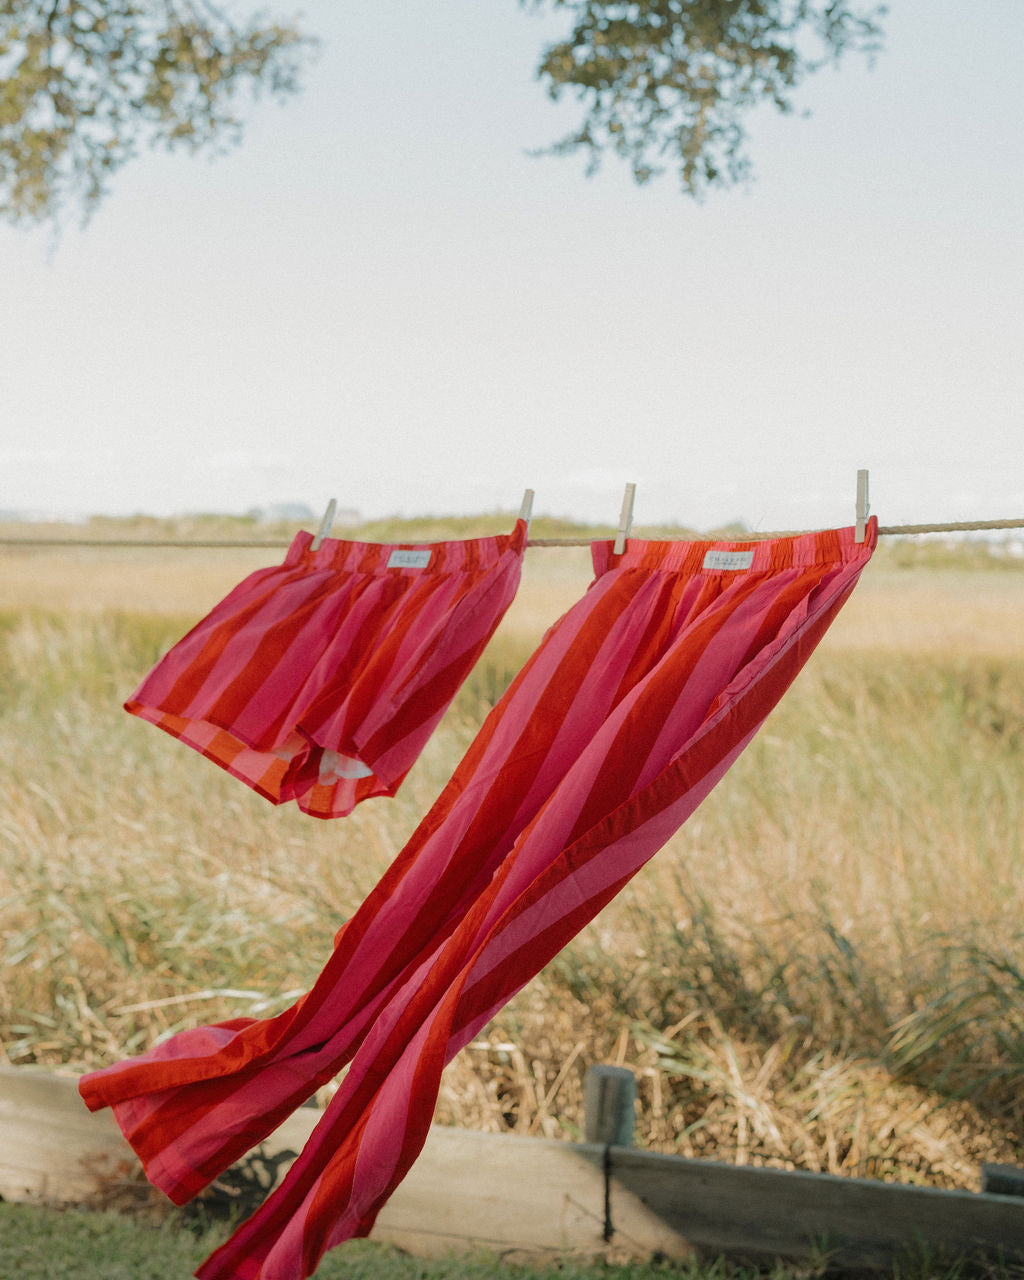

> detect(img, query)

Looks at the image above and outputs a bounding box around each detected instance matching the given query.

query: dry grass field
[1,516,1022,1201]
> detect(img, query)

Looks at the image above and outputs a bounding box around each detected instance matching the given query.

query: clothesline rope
[2,516,1022,551]
[533,516,1024,546]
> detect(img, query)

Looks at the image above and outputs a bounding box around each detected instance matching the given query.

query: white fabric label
[387,548,432,569]
[703,549,755,572]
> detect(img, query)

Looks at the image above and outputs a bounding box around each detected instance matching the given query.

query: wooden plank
[375,1128,689,1261]
[608,1147,1024,1270]
[0,1067,324,1209]
[0,1068,688,1261]
[3,1067,1024,1270]
[983,1164,1024,1198]
[0,1066,138,1204]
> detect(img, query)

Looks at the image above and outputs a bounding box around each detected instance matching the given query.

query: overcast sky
[2,0,1022,533]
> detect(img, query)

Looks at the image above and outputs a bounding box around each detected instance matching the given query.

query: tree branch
[527,0,886,195]
[0,0,317,224]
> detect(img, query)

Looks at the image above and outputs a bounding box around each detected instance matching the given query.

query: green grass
[0,1202,227,1280]
[0,1202,723,1280]
[6,1201,1022,1280]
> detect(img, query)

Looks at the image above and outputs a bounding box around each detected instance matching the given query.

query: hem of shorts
[124,700,284,759]
[124,701,299,806]
[292,777,399,820]
[126,702,400,818]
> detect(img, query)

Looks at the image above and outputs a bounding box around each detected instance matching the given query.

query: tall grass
[1,529,1022,1195]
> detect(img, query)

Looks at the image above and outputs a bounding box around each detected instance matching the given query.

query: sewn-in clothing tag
[387,549,432,570]
[703,549,755,572]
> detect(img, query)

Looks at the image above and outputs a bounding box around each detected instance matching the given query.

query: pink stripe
[498,571,670,837]
[467,731,759,1001]
[305,566,498,748]
[224,579,401,742]
[632,570,805,790]
[175,578,337,723]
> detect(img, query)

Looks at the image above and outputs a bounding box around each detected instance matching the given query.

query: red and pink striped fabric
[124,522,528,818]
[81,519,876,1279]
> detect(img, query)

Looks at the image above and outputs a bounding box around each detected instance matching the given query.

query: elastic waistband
[592,517,878,577]
[285,518,529,574]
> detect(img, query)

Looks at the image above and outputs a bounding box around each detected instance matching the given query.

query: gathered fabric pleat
[80,519,876,1280]
[122,521,529,818]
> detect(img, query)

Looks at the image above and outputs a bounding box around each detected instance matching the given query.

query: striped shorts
[82,519,876,1280]
[125,521,529,818]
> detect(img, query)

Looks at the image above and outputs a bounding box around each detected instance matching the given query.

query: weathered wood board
[2,1066,1023,1270]
[0,1067,685,1261]
[608,1146,1024,1270]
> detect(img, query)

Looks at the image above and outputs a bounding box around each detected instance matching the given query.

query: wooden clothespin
[854,470,870,543]
[311,498,337,551]
[613,483,636,555]
[518,489,535,528]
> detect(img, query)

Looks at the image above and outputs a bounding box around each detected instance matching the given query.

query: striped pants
[81,520,876,1280]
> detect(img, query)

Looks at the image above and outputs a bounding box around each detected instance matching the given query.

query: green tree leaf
[0,0,317,224]
[524,0,886,194]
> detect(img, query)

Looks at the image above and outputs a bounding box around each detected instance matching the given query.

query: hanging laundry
[123,521,529,818]
[81,519,877,1280]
